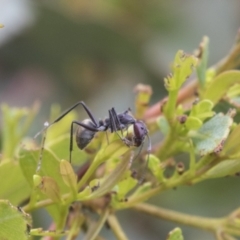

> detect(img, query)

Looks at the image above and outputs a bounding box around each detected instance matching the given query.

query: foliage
[2,33,240,240]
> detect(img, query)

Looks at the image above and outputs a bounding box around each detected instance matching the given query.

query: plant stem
[77,159,102,190]
[84,208,109,240]
[55,206,68,238]
[165,90,178,121]
[115,159,220,209]
[30,229,68,237]
[133,203,225,232]
[108,214,128,240]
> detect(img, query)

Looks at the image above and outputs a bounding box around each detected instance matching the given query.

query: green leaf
[19,148,38,188]
[0,200,31,240]
[60,160,78,196]
[79,154,131,200]
[37,176,62,203]
[221,124,240,158]
[157,116,170,136]
[0,161,31,205]
[1,103,38,160]
[116,176,138,200]
[226,83,240,98]
[148,154,165,182]
[47,133,88,165]
[165,51,198,91]
[191,113,233,155]
[190,99,214,120]
[130,182,152,199]
[200,159,240,179]
[77,139,130,190]
[197,99,213,112]
[94,139,130,164]
[166,227,184,240]
[77,185,92,200]
[186,100,215,131]
[202,70,240,104]
[19,148,68,193]
[19,148,69,223]
[185,116,202,130]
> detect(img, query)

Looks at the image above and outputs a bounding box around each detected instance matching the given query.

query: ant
[35,101,151,167]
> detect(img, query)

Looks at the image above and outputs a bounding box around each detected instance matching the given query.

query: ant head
[133,120,148,147]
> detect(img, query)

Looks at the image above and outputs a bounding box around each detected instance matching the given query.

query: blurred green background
[1,1,240,239]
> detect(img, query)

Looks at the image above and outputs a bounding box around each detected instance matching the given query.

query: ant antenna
[145,134,151,168]
[36,121,49,173]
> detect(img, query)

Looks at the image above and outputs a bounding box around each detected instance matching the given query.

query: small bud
[176,162,185,175]
[33,174,42,188]
[177,115,187,124]
[134,83,153,118]
[131,169,138,179]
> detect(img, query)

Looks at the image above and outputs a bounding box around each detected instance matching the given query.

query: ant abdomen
[76,119,96,149]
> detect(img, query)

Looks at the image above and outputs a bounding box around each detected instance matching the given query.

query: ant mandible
[35,101,151,164]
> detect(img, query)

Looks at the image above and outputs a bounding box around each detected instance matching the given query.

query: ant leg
[70,120,99,162]
[108,110,125,141]
[109,110,133,147]
[109,109,133,146]
[110,108,124,136]
[107,109,116,133]
[34,101,99,138]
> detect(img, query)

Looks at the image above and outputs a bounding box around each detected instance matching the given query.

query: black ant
[35,101,151,167]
